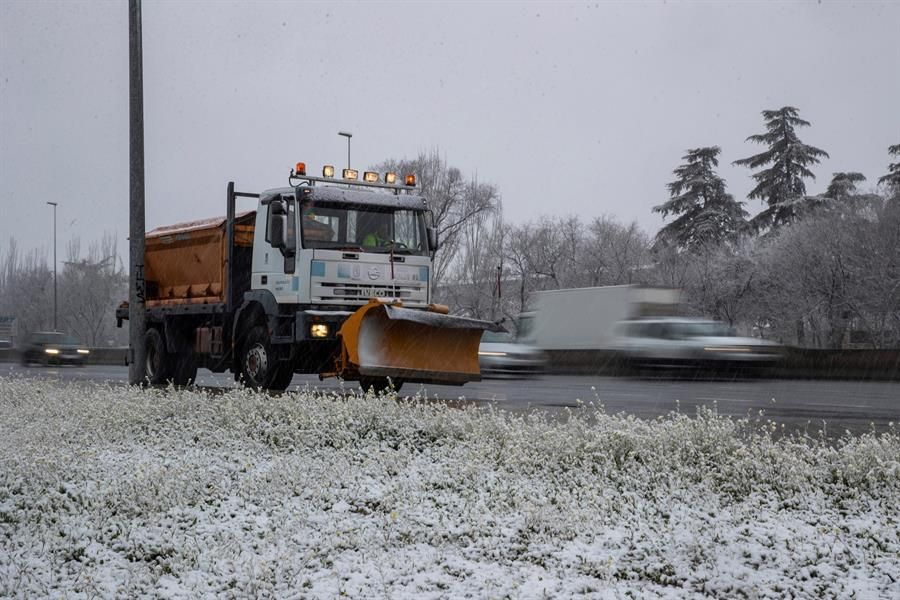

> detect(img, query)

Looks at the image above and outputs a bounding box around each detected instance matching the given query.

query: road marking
[694,396,753,403]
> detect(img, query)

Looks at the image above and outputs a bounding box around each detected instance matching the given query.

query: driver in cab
[362,219,392,247]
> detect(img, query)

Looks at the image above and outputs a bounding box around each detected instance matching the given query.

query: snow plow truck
[116,162,502,392]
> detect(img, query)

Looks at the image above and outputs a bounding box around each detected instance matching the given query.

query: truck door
[253,193,301,304]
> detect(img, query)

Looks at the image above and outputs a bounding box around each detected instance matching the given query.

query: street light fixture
[338,131,352,170]
[46,201,58,331]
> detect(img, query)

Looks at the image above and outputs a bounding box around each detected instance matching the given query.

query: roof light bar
[288,163,417,192]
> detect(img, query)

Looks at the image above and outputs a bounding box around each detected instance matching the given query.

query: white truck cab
[253,185,433,309]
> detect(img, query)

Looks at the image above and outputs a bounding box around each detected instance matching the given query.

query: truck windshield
[300,200,428,255]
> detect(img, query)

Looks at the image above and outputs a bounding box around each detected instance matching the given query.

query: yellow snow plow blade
[328,299,504,386]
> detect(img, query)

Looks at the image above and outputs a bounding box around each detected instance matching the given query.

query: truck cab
[254,185,433,309]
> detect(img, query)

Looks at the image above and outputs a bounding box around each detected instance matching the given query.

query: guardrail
[775,347,900,380]
[542,348,900,381]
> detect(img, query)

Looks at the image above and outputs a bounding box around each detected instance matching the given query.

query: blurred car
[478,330,546,377]
[19,331,90,366]
[612,318,781,368]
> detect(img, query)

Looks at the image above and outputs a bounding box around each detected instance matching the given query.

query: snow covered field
[1,377,898,598]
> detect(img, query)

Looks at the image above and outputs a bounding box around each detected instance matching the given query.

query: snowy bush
[1,376,898,598]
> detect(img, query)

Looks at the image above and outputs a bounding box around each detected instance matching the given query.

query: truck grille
[313,282,426,304]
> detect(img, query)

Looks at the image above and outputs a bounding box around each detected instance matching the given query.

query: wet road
[2,362,898,435]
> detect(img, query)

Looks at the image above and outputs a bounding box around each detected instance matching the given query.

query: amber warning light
[405,174,416,187]
[294,162,306,176]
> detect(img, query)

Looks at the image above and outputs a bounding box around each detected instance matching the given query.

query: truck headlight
[310,324,329,338]
[45,348,60,355]
[77,349,90,354]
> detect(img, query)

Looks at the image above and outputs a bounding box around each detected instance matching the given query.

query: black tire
[268,362,295,392]
[359,376,403,394]
[145,328,172,385]
[239,325,279,390]
[171,354,198,386]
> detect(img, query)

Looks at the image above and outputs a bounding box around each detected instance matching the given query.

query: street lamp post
[128,0,147,385]
[338,131,352,170]
[46,201,58,331]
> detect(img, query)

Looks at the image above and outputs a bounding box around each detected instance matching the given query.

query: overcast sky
[2,1,898,261]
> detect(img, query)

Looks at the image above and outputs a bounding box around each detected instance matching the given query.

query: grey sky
[2,1,898,260]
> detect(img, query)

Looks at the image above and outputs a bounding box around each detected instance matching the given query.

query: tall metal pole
[338,131,352,169]
[46,201,58,331]
[128,0,147,385]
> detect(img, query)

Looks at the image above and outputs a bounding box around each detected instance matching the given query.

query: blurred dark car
[19,331,90,366]
[478,331,546,377]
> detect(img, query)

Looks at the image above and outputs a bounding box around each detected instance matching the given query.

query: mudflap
[325,299,504,386]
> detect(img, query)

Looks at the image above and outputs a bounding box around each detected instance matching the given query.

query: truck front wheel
[268,362,295,392]
[240,325,278,390]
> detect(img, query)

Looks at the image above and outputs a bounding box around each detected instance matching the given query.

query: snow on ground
[1,376,898,599]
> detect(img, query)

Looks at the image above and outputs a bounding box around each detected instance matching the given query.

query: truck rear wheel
[240,325,278,390]
[171,354,198,386]
[145,328,172,385]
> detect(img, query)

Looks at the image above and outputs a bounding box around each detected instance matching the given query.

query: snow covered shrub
[1,376,898,598]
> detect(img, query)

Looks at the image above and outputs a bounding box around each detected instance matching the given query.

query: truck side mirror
[267,200,287,249]
[426,226,439,251]
[269,215,287,249]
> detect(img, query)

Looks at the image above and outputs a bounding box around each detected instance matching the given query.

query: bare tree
[647,243,692,290]
[741,199,900,348]
[441,187,504,320]
[502,221,537,317]
[498,214,652,321]
[0,239,53,337]
[586,217,651,286]
[685,242,758,328]
[59,233,127,346]
[843,197,900,347]
[373,149,500,291]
